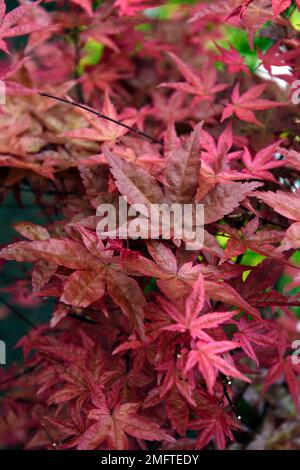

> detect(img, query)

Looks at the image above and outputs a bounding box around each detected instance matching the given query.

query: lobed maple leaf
[272,0,292,16]
[195,124,247,198]
[204,279,263,323]
[263,343,300,415]
[159,52,228,104]
[254,190,300,222]
[157,358,196,409]
[185,338,250,394]
[227,1,273,49]
[237,142,285,182]
[158,273,238,341]
[225,0,255,21]
[199,123,241,169]
[0,59,39,95]
[104,146,165,211]
[221,83,285,125]
[43,411,85,449]
[103,123,204,245]
[0,239,97,269]
[201,181,264,224]
[145,241,204,301]
[218,217,285,264]
[164,122,202,203]
[254,190,300,251]
[190,390,241,450]
[215,43,250,75]
[61,91,136,143]
[81,63,128,100]
[231,316,275,366]
[166,388,190,436]
[78,395,174,450]
[144,241,263,322]
[0,0,43,54]
[150,91,191,124]
[60,270,105,308]
[0,237,147,337]
[257,44,286,75]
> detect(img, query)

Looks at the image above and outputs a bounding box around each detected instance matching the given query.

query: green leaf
[77,38,104,76]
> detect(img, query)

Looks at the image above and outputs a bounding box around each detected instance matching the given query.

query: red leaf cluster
[0,0,299,451]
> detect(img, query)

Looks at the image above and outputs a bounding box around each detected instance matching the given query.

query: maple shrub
[0,0,300,451]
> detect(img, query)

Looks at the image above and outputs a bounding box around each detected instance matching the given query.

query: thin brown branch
[39,92,163,145]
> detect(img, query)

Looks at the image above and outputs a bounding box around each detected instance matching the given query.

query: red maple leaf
[272,0,292,17]
[257,44,286,75]
[199,123,242,171]
[238,141,285,182]
[231,316,275,366]
[0,0,43,54]
[0,236,147,338]
[185,338,250,394]
[189,389,241,450]
[221,83,285,125]
[61,91,136,143]
[218,217,285,264]
[0,59,39,95]
[262,339,300,415]
[254,190,300,222]
[78,394,174,449]
[159,52,228,104]
[227,1,273,49]
[215,43,250,75]
[158,273,237,340]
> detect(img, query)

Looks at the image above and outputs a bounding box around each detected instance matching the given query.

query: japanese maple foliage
[0,0,300,451]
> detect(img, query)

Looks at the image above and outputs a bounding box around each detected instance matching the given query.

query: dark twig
[39,92,163,145]
[69,312,99,325]
[0,360,43,387]
[0,295,37,329]
[222,375,242,421]
[41,422,60,449]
